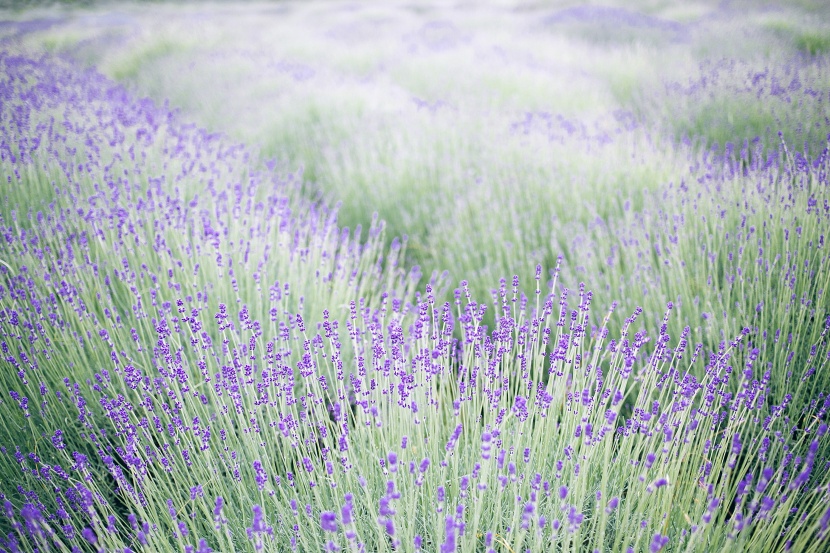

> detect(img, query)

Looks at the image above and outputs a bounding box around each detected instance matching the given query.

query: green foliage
[796,30,830,56]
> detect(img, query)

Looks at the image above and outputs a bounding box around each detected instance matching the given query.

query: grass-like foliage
[1,2,830,552]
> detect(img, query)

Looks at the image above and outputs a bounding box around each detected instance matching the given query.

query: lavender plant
[1,2,830,552]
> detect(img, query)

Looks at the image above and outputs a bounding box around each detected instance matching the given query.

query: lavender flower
[247,505,273,551]
[253,460,268,491]
[321,511,337,533]
[81,527,96,544]
[650,533,669,552]
[341,494,354,526]
[214,497,227,529]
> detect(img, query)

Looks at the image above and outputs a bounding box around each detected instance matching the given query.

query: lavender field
[1,1,830,552]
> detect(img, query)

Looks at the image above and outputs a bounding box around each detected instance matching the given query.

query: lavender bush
[1,2,830,552]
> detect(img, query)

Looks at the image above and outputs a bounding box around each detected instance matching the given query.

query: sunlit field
[1,1,830,551]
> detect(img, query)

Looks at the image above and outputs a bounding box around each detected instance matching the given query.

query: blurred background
[3,0,830,330]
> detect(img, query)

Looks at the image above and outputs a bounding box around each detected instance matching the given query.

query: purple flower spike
[649,533,669,552]
[247,505,273,552]
[214,497,227,529]
[567,506,584,531]
[321,511,337,533]
[446,424,463,452]
[757,467,775,494]
[379,497,395,518]
[440,515,456,553]
[648,478,668,493]
[82,527,96,544]
[481,432,493,460]
[51,429,65,450]
[512,396,529,422]
[341,494,354,525]
[732,433,742,455]
[253,460,268,491]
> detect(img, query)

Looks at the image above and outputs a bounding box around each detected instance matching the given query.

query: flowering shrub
[0,13,830,553]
